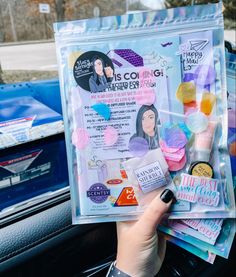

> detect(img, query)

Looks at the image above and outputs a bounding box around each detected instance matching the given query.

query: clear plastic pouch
[159,218,235,259]
[54,2,235,224]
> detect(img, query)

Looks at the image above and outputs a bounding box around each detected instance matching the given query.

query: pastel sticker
[160,140,180,153]
[163,147,185,162]
[194,65,216,86]
[175,173,220,207]
[166,154,187,171]
[185,111,208,134]
[200,92,216,115]
[91,103,111,120]
[163,126,188,148]
[176,82,196,104]
[72,128,90,149]
[104,126,118,146]
[128,137,149,157]
[177,122,192,140]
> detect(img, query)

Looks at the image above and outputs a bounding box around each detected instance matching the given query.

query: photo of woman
[89,56,114,93]
[131,105,159,150]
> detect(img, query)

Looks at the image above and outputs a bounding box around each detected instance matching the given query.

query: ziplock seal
[54,3,223,43]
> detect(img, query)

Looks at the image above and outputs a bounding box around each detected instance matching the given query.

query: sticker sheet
[54,2,235,223]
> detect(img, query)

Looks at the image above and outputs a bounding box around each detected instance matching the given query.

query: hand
[105,66,114,78]
[116,189,174,277]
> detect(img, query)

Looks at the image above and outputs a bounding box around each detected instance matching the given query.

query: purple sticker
[194,65,216,86]
[164,126,188,148]
[87,183,110,203]
[129,137,149,157]
[228,110,236,129]
[183,73,196,82]
[161,42,173,47]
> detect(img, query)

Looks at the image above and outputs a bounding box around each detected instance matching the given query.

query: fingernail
[160,189,174,203]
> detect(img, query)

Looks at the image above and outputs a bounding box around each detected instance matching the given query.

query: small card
[134,161,167,193]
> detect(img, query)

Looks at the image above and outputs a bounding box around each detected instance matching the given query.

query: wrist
[107,261,131,277]
[116,257,134,277]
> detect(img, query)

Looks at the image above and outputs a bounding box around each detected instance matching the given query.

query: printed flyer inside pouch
[66,34,182,215]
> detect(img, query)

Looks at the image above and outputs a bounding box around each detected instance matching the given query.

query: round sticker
[107,179,123,185]
[189,161,214,178]
[72,128,90,149]
[73,51,114,92]
[128,137,149,157]
[86,183,110,204]
[185,112,208,134]
[104,126,118,146]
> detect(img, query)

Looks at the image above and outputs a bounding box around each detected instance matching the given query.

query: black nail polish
[160,189,174,203]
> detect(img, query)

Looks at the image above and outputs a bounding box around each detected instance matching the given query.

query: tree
[54,0,66,21]
[0,62,4,84]
[224,0,236,20]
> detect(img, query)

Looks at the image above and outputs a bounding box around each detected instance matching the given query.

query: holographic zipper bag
[54,2,235,224]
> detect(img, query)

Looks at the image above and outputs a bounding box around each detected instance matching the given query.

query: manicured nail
[160,189,174,203]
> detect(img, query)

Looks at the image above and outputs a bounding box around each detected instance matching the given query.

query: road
[0,30,235,71]
[0,42,58,71]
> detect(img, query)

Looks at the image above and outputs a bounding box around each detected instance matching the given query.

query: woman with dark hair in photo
[89,56,113,93]
[132,104,159,150]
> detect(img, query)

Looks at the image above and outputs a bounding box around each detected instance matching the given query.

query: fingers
[116,221,136,238]
[136,189,174,237]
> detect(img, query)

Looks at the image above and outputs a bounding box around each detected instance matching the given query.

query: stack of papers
[159,51,236,264]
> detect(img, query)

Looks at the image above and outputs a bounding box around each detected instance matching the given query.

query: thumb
[136,189,174,237]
